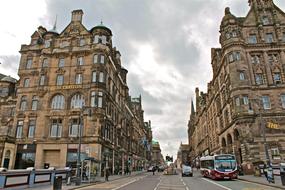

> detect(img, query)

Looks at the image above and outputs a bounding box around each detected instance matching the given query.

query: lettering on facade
[267,122,280,129]
[55,85,82,90]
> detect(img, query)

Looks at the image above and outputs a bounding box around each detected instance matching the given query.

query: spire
[191,99,195,115]
[52,14,57,32]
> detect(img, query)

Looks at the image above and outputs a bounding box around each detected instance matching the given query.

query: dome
[1,76,17,83]
[90,22,112,36]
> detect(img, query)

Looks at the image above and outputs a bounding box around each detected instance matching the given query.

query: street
[77,170,281,190]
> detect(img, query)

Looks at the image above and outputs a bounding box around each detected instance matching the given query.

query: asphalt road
[78,170,281,190]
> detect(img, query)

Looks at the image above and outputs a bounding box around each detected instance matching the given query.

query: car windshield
[215,160,236,172]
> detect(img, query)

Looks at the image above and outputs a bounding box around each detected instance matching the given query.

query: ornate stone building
[0,74,17,169]
[188,0,285,172]
[8,9,152,173]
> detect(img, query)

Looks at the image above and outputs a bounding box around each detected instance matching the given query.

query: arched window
[31,96,39,111]
[71,94,85,109]
[51,94,65,110]
[20,96,27,111]
[42,58,48,68]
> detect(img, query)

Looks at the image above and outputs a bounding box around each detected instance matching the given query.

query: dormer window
[239,71,245,80]
[248,34,257,44]
[93,35,107,45]
[262,16,270,25]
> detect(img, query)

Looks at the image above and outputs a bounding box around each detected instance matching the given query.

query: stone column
[246,52,255,85]
[263,51,273,85]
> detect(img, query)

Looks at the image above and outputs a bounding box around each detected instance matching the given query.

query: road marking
[111,175,147,190]
[154,177,162,190]
[202,178,232,190]
[186,187,189,190]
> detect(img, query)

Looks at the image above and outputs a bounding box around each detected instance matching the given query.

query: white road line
[154,176,162,190]
[202,178,233,190]
[186,187,189,190]
[111,175,146,190]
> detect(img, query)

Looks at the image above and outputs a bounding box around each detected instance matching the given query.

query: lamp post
[75,106,91,186]
[249,98,271,168]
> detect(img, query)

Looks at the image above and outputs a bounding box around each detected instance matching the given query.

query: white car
[182,165,193,177]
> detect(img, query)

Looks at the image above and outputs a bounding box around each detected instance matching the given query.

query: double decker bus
[200,154,238,180]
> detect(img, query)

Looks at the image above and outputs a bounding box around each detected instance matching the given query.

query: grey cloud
[0,55,20,78]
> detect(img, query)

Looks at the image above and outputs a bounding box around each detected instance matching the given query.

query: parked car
[147,166,154,172]
[158,166,165,172]
[182,165,193,177]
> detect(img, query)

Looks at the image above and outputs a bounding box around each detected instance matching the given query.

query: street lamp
[75,106,91,186]
[249,98,271,168]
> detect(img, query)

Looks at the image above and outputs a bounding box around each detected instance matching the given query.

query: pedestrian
[152,166,156,175]
[264,165,268,181]
[105,167,109,181]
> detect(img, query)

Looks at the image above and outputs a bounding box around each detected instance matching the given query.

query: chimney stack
[71,9,83,23]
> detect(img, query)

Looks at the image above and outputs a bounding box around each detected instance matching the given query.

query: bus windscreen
[214,159,236,172]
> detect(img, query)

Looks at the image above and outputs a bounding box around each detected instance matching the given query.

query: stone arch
[222,137,226,147]
[234,129,240,141]
[227,134,233,145]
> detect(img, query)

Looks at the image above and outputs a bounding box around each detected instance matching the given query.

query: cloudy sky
[1,0,285,159]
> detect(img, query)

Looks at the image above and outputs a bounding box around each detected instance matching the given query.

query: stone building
[188,0,285,173]
[176,143,190,168]
[0,74,17,169]
[151,140,164,166]
[9,9,152,173]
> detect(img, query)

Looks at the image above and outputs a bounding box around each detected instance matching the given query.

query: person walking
[105,167,109,181]
[152,166,156,175]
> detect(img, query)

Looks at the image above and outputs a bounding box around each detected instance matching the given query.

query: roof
[1,76,17,83]
[90,23,112,35]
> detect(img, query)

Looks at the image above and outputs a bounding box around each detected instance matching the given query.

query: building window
[255,74,264,85]
[51,94,65,110]
[24,78,30,87]
[42,58,48,68]
[248,34,257,44]
[31,96,39,111]
[69,118,79,137]
[50,119,62,137]
[93,35,107,44]
[271,148,280,157]
[273,73,282,84]
[235,97,240,106]
[228,52,241,62]
[99,72,104,82]
[93,54,105,64]
[28,120,36,138]
[39,75,45,86]
[71,94,85,109]
[91,91,96,107]
[92,71,97,83]
[45,39,51,48]
[56,75,64,86]
[242,96,249,105]
[59,58,65,68]
[265,33,274,43]
[281,95,285,108]
[16,121,23,138]
[282,33,285,42]
[262,96,271,109]
[77,57,84,66]
[98,92,103,108]
[251,55,260,64]
[79,38,85,46]
[26,58,32,69]
[262,16,270,25]
[20,96,27,111]
[239,71,245,80]
[75,74,83,84]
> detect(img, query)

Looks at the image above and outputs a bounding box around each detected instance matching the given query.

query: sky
[1,0,285,159]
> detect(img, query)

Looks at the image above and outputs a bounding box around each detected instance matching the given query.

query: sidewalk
[238,174,285,189]
[27,170,146,190]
